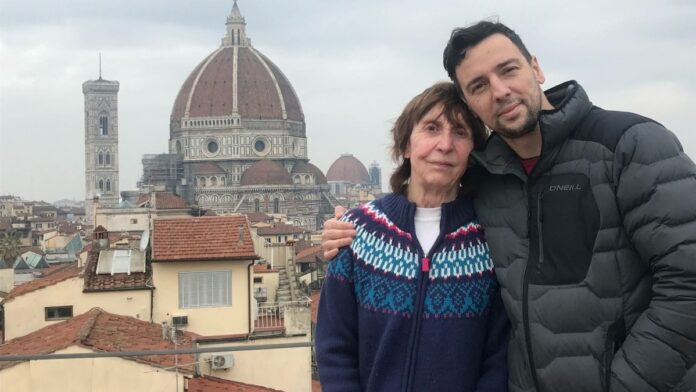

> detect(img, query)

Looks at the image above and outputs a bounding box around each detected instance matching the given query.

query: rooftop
[152,215,257,262]
[3,263,81,303]
[295,245,326,264]
[0,308,196,372]
[186,376,283,392]
[137,191,189,210]
[255,223,307,236]
[83,251,152,292]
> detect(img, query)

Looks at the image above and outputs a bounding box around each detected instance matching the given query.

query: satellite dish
[140,228,150,251]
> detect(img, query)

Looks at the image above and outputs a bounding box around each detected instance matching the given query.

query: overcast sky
[1,0,694,203]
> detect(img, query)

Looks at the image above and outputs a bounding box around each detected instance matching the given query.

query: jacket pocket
[602,317,626,392]
[532,173,599,285]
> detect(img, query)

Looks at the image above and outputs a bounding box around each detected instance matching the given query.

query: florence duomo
[83,1,349,230]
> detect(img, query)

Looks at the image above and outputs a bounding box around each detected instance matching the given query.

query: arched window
[273,198,280,214]
[220,177,225,186]
[106,180,111,192]
[105,153,111,165]
[254,199,260,212]
[210,177,217,187]
[98,180,104,191]
[99,116,109,135]
[98,152,103,165]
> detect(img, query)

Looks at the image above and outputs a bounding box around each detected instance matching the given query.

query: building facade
[156,2,335,230]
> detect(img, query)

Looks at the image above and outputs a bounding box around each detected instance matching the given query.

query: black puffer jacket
[471,81,696,392]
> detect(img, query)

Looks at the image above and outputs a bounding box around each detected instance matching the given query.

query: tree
[0,231,22,268]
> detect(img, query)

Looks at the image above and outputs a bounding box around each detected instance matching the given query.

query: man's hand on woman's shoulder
[322,206,356,259]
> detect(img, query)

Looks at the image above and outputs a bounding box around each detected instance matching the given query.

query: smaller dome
[291,161,327,185]
[241,159,293,186]
[326,154,370,184]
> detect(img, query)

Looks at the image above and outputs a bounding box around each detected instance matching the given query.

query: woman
[316,82,508,391]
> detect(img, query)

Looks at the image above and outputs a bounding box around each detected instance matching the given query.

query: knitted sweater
[316,193,509,392]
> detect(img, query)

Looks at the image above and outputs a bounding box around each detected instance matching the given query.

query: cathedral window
[211,177,217,187]
[254,199,260,212]
[98,152,104,165]
[207,140,219,154]
[254,139,266,153]
[273,198,280,214]
[99,116,109,135]
[98,180,104,191]
[106,180,111,192]
[105,153,111,165]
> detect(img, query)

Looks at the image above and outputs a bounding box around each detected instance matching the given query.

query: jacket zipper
[522,185,542,392]
[401,217,445,392]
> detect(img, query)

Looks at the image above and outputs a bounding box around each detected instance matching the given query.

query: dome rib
[185,47,225,117]
[248,46,287,120]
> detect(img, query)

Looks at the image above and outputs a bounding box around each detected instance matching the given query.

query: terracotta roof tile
[152,216,257,262]
[295,245,325,264]
[255,223,307,236]
[312,379,322,392]
[244,212,273,224]
[310,290,320,325]
[0,308,196,372]
[187,376,283,392]
[82,251,152,292]
[137,192,189,210]
[293,240,314,255]
[253,264,277,273]
[3,263,81,302]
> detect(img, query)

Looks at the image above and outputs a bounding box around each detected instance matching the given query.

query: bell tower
[83,66,120,224]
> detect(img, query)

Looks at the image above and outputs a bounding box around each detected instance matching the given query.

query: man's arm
[610,123,696,392]
[322,206,356,259]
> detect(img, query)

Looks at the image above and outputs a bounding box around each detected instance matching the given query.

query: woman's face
[405,104,474,196]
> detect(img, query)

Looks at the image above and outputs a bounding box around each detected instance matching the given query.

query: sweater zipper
[401,221,445,392]
[522,185,542,392]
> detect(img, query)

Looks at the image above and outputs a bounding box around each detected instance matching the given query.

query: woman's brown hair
[389,81,487,194]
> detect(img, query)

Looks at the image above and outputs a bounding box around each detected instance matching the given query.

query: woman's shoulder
[342,194,411,237]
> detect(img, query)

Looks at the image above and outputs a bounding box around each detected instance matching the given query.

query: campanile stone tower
[83,76,120,223]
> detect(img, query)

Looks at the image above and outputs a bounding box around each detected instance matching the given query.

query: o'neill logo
[548,184,582,192]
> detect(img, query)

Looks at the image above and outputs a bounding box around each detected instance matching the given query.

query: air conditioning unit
[172,315,188,326]
[210,354,234,370]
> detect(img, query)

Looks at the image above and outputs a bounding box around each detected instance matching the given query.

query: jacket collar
[471,80,593,178]
[378,192,475,234]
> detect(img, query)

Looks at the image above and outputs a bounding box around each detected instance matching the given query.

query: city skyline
[1,0,695,202]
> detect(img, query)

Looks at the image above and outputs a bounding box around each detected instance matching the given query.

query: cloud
[1,0,695,201]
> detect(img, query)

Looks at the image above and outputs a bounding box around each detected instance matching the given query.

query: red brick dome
[326,154,370,184]
[240,160,293,186]
[170,2,303,127]
[291,161,327,185]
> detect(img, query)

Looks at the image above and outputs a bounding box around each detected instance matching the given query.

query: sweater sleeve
[610,123,696,392]
[316,246,362,392]
[475,283,510,392]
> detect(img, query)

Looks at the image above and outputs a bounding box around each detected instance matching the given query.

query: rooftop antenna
[98,52,102,80]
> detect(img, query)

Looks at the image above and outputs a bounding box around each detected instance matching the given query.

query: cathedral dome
[240,159,293,186]
[291,161,328,185]
[326,154,370,184]
[170,2,303,127]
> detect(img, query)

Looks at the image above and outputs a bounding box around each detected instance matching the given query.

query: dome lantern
[222,0,249,47]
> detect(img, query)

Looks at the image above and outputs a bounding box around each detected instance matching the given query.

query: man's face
[454,33,546,139]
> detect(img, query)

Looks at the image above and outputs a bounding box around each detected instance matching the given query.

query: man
[322,21,696,392]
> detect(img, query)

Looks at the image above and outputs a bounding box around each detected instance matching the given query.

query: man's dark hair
[443,21,532,84]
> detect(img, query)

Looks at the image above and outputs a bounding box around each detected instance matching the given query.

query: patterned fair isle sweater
[316,192,509,392]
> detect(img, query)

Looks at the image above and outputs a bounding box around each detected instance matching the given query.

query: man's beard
[494,102,540,140]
